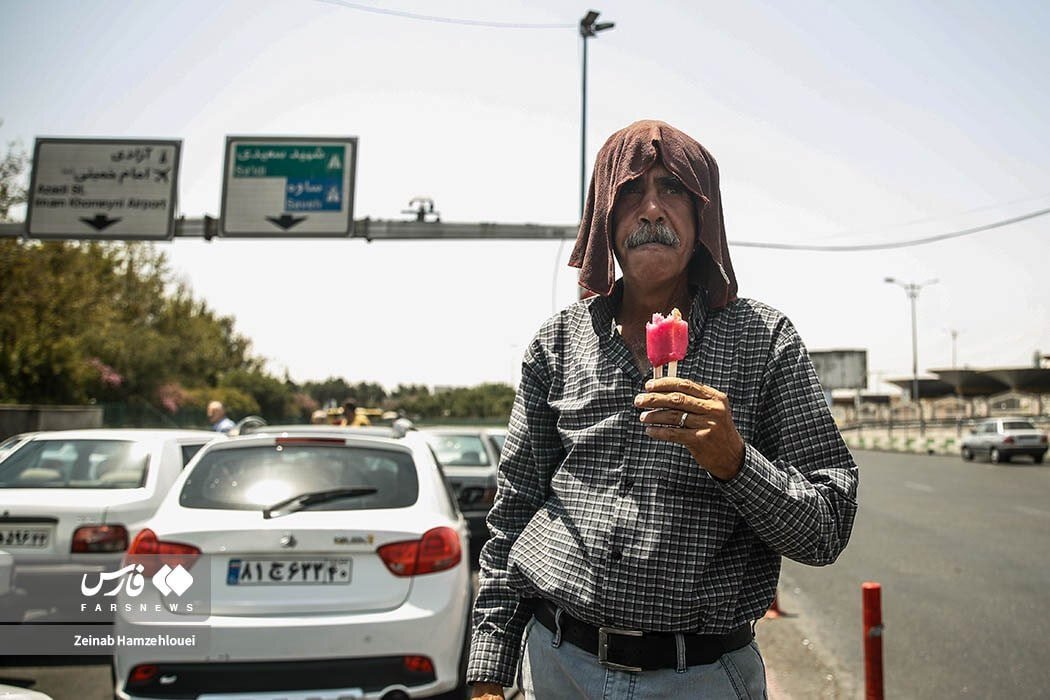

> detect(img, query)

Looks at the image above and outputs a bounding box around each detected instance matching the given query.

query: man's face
[207,405,219,422]
[611,162,697,286]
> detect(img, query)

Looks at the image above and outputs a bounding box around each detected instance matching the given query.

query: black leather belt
[527,598,753,673]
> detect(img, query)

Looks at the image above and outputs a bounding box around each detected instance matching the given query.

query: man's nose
[640,188,667,223]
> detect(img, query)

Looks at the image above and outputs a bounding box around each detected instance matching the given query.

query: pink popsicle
[646,308,688,377]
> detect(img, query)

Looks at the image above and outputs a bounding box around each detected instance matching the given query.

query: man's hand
[470,682,505,699]
[634,377,745,481]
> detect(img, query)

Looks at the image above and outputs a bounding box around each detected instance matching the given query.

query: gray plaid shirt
[467,285,858,686]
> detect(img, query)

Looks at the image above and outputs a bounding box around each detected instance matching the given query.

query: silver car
[961,417,1048,464]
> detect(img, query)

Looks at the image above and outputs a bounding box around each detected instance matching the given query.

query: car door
[981,422,997,458]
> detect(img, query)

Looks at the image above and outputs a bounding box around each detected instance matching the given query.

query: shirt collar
[588,279,709,341]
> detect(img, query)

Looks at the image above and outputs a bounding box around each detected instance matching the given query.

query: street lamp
[945,328,961,369]
[885,277,939,436]
[579,10,615,218]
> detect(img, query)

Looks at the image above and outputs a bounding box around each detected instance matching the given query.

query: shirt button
[609,547,622,561]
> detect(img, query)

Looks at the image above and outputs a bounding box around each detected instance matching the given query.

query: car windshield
[426,434,491,467]
[1003,421,1036,431]
[180,444,419,511]
[0,439,149,489]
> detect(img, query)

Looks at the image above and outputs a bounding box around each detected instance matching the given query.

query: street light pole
[885,277,938,437]
[579,10,614,219]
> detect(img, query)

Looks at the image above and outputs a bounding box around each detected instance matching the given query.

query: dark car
[961,417,1048,464]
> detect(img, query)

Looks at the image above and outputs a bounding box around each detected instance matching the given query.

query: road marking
[1015,505,1050,518]
[904,481,934,493]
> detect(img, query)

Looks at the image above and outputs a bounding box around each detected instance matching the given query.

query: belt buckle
[597,626,644,672]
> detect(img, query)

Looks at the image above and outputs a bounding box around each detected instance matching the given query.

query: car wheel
[961,447,974,461]
[990,448,1006,464]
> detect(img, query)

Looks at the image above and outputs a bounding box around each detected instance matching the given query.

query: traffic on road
[2,423,1048,698]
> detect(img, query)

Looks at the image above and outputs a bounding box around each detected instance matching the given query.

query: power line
[730,206,1050,252]
[314,0,574,29]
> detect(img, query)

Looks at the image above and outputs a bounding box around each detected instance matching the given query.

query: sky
[2,0,1049,393]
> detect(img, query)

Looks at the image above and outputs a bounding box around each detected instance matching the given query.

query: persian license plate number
[227,558,351,585]
[0,527,51,548]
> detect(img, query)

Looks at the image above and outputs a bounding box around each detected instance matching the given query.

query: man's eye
[621,181,642,195]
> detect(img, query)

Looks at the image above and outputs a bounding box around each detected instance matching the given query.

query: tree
[0,131,27,222]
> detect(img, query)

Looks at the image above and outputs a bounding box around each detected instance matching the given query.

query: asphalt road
[776,449,1050,699]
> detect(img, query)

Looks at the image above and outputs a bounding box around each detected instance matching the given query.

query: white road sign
[26,139,181,240]
[810,349,868,391]
[220,136,357,237]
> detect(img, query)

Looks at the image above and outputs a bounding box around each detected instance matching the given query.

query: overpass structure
[0,218,579,241]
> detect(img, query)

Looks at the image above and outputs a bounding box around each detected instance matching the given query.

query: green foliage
[220,369,299,421]
[301,377,388,409]
[0,134,27,222]
[0,238,262,410]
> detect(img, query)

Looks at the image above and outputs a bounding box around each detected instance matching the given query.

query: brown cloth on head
[568,120,739,309]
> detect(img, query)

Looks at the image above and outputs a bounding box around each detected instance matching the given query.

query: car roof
[421,426,505,436]
[22,428,217,441]
[16,430,217,447]
[214,428,431,451]
[242,424,409,439]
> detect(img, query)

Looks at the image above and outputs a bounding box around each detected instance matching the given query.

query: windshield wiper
[263,487,378,519]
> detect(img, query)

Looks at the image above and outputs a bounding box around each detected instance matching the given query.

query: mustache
[625,222,680,249]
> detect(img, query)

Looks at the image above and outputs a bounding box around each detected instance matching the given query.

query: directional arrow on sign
[265,215,308,231]
[79,214,122,231]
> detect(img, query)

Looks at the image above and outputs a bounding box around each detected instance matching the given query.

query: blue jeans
[519,617,768,699]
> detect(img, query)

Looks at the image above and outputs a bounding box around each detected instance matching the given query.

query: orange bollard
[764,590,782,619]
[862,582,884,700]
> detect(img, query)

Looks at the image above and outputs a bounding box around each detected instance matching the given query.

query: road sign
[26,138,181,240]
[220,136,357,237]
[810,349,868,390]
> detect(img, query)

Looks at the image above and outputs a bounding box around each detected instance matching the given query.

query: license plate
[226,558,351,586]
[0,527,51,548]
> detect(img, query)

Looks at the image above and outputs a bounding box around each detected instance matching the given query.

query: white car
[0,429,218,618]
[0,549,15,618]
[0,432,40,461]
[0,684,53,700]
[113,429,472,700]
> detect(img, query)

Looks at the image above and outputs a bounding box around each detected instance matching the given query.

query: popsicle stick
[653,365,663,380]
[668,360,678,378]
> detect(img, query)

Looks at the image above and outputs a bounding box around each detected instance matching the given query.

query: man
[468,120,858,698]
[206,400,235,434]
[340,398,371,427]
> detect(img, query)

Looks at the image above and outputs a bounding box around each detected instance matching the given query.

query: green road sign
[221,137,357,237]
